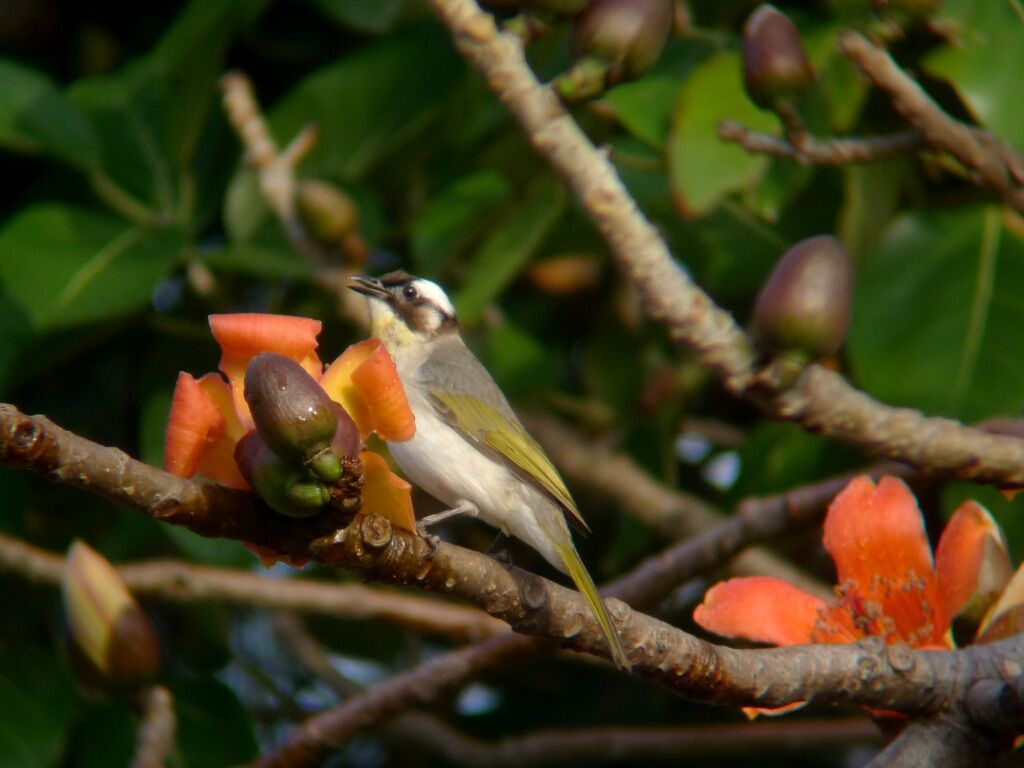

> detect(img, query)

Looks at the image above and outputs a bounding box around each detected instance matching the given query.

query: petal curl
[935,500,1009,630]
[193,374,249,489]
[694,577,826,646]
[165,372,225,478]
[322,339,415,441]
[209,314,323,428]
[359,451,415,532]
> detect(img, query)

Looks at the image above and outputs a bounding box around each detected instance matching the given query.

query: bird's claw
[485,531,513,567]
[417,523,441,559]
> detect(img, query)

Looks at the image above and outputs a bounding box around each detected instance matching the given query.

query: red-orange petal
[823,475,942,645]
[321,339,415,442]
[165,372,225,478]
[693,577,825,647]
[350,343,415,442]
[209,314,324,428]
[934,500,1004,630]
[320,339,378,437]
[359,451,415,532]
[193,374,249,489]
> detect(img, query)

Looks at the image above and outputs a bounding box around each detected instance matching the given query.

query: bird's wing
[428,389,590,534]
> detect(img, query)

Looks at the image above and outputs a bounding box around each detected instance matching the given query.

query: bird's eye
[402,284,418,301]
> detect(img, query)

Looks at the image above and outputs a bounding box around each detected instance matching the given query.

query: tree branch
[0,532,504,642]
[422,0,1024,487]
[839,31,1024,214]
[718,121,925,165]
[5,403,1023,767]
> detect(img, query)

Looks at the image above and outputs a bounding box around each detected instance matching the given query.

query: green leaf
[667,51,777,217]
[454,178,565,324]
[170,675,258,767]
[924,0,1024,149]
[849,206,1024,421]
[267,25,463,181]
[0,647,76,768]
[482,323,559,400]
[68,701,135,768]
[411,170,513,276]
[0,205,184,330]
[837,158,911,263]
[305,0,415,32]
[0,59,98,170]
[203,244,315,281]
[602,76,680,150]
[69,0,265,213]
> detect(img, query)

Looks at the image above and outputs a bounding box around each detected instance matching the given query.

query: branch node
[522,575,549,610]
[886,642,916,673]
[360,514,394,552]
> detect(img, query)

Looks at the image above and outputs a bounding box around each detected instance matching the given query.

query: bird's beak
[347,275,391,301]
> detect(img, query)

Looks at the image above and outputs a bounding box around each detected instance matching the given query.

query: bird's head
[348,271,458,349]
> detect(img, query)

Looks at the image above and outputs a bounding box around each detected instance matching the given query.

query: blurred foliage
[0,0,1022,765]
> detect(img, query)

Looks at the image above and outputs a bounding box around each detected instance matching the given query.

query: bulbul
[349,271,629,668]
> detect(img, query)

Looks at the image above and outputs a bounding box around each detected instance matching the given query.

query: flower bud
[62,541,160,690]
[752,235,852,359]
[571,0,672,84]
[245,352,342,483]
[742,5,814,109]
[296,180,359,249]
[234,431,333,517]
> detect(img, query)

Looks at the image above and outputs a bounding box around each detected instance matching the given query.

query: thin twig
[718,120,925,165]
[0,532,504,642]
[839,31,1024,213]
[395,716,882,767]
[131,685,176,768]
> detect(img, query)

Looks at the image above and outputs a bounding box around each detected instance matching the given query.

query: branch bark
[0,531,504,642]
[422,0,1024,487]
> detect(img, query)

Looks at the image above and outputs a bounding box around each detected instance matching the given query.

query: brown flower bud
[296,180,359,248]
[571,0,673,84]
[752,235,852,359]
[742,4,814,109]
[62,541,160,690]
[234,431,333,518]
[245,352,342,482]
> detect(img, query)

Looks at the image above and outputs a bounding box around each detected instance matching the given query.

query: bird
[348,271,629,668]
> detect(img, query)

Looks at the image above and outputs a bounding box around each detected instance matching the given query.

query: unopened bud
[235,431,332,518]
[752,235,852,359]
[742,5,814,109]
[571,0,672,85]
[62,541,160,690]
[296,180,359,249]
[245,352,342,482]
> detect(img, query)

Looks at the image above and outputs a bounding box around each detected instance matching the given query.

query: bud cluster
[556,0,672,101]
[238,353,361,517]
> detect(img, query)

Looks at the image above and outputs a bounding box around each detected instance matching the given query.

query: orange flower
[164,314,416,537]
[694,476,1004,714]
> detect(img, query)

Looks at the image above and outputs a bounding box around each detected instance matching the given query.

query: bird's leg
[485,531,514,567]
[416,502,477,558]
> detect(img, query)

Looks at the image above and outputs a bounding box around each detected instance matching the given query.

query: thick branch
[0,532,503,642]
[423,0,1024,487]
[5,403,1023,767]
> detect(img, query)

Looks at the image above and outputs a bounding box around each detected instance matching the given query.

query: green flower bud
[752,235,852,359]
[742,5,814,110]
[571,0,672,85]
[245,352,342,482]
[62,541,161,690]
[234,431,332,518]
[296,180,360,249]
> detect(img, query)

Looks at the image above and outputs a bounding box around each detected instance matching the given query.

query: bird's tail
[554,541,630,669]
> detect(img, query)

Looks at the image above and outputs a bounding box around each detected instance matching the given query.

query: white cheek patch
[412,279,456,319]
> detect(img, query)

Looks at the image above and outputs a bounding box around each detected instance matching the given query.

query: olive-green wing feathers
[429,390,590,534]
